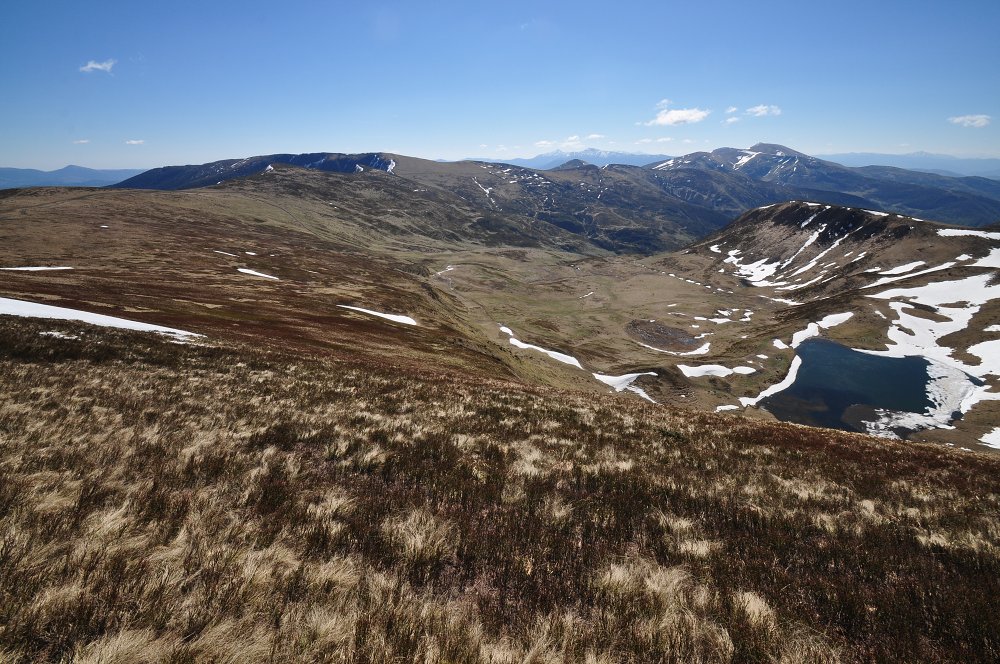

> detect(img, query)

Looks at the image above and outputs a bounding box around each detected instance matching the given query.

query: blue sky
[2,1,998,169]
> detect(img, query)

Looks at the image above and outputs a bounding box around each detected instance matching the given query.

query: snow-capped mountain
[649,144,1000,227]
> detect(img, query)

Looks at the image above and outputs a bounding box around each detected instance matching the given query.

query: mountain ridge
[0,165,146,189]
[107,144,1000,232]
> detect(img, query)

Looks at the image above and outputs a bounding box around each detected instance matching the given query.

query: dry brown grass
[0,316,999,662]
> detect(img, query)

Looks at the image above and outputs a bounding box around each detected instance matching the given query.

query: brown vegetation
[1,316,999,662]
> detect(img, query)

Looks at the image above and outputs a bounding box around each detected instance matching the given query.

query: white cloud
[585,133,605,140]
[635,138,654,144]
[655,98,673,109]
[479,143,488,149]
[80,59,116,73]
[644,103,711,126]
[746,104,782,117]
[72,139,90,144]
[656,137,673,143]
[725,106,738,114]
[560,135,584,150]
[124,139,145,145]
[723,117,741,125]
[535,140,556,148]
[948,114,991,128]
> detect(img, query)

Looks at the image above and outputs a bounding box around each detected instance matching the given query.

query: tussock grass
[1,317,999,662]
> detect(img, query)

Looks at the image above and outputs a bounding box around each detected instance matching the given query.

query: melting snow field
[679,364,756,378]
[938,228,1000,241]
[0,297,201,338]
[593,372,658,403]
[500,325,657,402]
[859,272,1000,423]
[787,312,854,348]
[982,427,1000,449]
[338,305,417,326]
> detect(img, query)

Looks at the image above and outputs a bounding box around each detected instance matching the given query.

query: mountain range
[2,152,1000,661]
[817,151,1000,178]
[111,144,1000,241]
[0,165,145,189]
[469,148,674,170]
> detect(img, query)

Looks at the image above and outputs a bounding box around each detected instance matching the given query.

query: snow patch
[500,325,582,369]
[879,261,925,276]
[237,268,279,280]
[788,312,854,348]
[679,364,756,378]
[981,427,1000,449]
[937,228,1000,240]
[740,356,803,407]
[593,372,658,403]
[0,297,200,338]
[338,305,417,326]
[0,266,73,271]
[637,341,711,356]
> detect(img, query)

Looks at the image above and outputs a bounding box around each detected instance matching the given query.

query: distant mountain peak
[746,143,804,157]
[550,159,593,171]
[470,148,673,170]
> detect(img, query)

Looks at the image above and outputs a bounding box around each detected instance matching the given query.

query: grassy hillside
[1,317,999,662]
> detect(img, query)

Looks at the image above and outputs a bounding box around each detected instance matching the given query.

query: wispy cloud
[585,133,605,140]
[643,100,711,126]
[80,59,116,73]
[725,106,738,114]
[723,117,741,125]
[746,104,782,117]
[124,139,145,145]
[534,140,556,148]
[948,114,991,128]
[72,139,90,144]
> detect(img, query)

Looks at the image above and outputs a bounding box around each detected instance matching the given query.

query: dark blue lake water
[760,338,944,437]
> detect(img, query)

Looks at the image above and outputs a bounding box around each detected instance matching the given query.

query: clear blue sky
[2,0,998,169]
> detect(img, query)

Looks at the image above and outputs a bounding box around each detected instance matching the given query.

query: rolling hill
[113,145,1000,251]
[2,166,1000,662]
